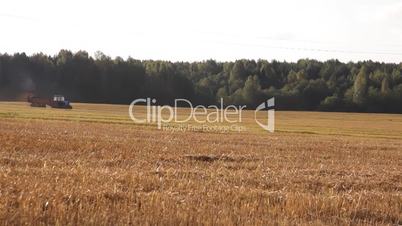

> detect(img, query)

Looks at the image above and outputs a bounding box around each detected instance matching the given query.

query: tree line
[0,50,402,113]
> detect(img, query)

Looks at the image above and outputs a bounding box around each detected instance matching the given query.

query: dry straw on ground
[0,102,401,225]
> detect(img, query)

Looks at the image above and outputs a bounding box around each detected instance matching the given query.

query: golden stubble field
[0,102,401,225]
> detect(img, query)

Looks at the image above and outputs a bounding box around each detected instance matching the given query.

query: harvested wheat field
[0,102,401,225]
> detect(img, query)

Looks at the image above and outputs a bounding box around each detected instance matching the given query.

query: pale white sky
[0,0,401,63]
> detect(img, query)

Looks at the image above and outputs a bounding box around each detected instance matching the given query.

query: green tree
[242,75,262,104]
[381,75,391,96]
[0,58,3,88]
[229,61,247,93]
[320,95,340,111]
[391,68,402,85]
[353,66,368,105]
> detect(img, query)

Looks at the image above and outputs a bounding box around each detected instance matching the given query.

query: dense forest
[0,50,401,113]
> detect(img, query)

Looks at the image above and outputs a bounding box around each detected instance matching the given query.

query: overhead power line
[214,41,402,56]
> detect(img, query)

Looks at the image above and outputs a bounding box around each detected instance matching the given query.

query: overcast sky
[0,0,401,63]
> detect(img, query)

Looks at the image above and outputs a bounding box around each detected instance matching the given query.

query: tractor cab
[52,95,72,109]
[53,95,65,102]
